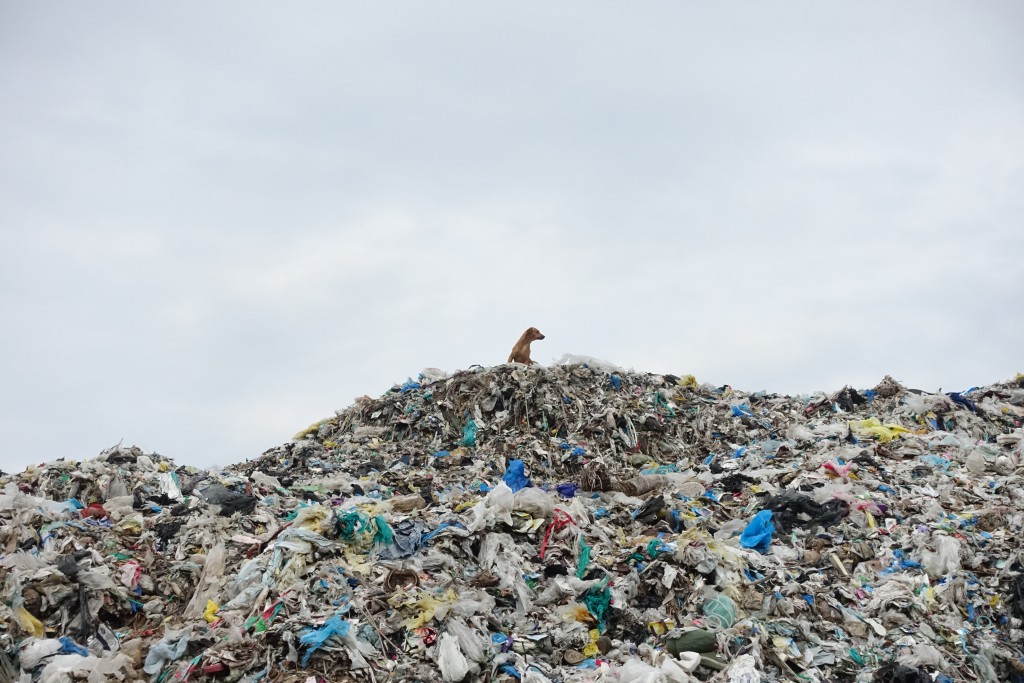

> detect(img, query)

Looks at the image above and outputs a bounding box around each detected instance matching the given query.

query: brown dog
[507,327,545,365]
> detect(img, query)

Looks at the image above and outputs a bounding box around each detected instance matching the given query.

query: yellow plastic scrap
[293,420,324,440]
[922,586,937,609]
[293,506,328,531]
[16,607,45,637]
[203,600,220,623]
[118,518,144,534]
[399,590,458,629]
[582,628,601,658]
[677,374,699,389]
[848,417,910,443]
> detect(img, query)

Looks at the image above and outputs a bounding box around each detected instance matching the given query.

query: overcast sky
[2,2,1021,474]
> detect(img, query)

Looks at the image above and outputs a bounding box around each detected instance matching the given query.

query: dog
[507,327,545,365]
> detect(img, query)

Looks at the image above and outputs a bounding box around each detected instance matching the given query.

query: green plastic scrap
[646,539,666,559]
[582,579,612,632]
[654,392,676,417]
[245,614,268,633]
[576,538,592,579]
[462,419,478,447]
[373,515,394,545]
[337,510,369,541]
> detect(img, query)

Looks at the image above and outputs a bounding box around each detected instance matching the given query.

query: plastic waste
[298,615,350,667]
[3,366,1024,683]
[436,632,470,682]
[502,459,532,492]
[702,591,737,630]
[872,663,932,683]
[920,534,962,579]
[726,654,761,683]
[143,633,190,676]
[462,418,478,447]
[740,510,775,553]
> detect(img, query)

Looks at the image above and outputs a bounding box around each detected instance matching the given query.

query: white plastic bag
[445,618,488,664]
[512,487,554,519]
[436,632,470,682]
[726,654,761,683]
[615,659,663,683]
[467,482,514,531]
[921,534,961,579]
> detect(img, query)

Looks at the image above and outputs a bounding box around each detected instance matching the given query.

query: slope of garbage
[2,361,1024,683]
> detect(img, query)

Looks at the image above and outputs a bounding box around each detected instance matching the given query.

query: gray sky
[2,2,1022,474]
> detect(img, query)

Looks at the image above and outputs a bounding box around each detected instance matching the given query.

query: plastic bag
[513,487,554,519]
[445,618,488,664]
[467,482,515,532]
[462,419,478,447]
[727,654,761,683]
[920,534,961,579]
[964,449,987,475]
[38,654,134,683]
[661,655,696,681]
[615,659,663,683]
[298,615,350,666]
[674,651,701,672]
[201,484,256,515]
[849,417,910,442]
[739,510,774,554]
[502,460,531,492]
[436,632,470,682]
[19,638,63,670]
[16,607,45,638]
[143,633,190,675]
[872,663,931,683]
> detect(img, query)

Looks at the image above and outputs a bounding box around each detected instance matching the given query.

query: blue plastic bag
[501,460,531,492]
[556,483,578,498]
[740,510,775,554]
[299,615,351,666]
[58,637,89,656]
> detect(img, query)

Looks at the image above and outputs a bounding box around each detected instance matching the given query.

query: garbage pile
[3,360,1024,683]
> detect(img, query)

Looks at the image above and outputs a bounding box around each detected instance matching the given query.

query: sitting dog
[507,327,545,365]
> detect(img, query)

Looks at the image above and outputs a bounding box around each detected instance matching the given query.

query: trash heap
[3,360,1024,683]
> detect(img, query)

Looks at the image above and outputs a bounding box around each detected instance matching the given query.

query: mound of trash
[2,362,1023,683]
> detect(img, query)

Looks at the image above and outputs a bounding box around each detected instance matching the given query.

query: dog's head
[525,327,545,341]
